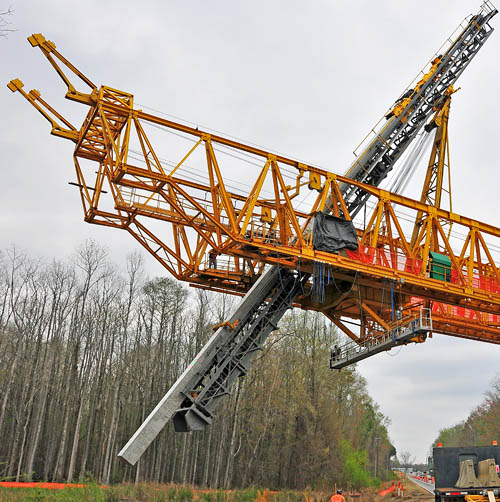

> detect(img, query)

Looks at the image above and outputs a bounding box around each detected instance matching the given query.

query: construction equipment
[432,444,500,502]
[8,2,499,465]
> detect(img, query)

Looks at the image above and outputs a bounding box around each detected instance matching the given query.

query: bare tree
[399,451,416,468]
[0,7,15,37]
[0,242,395,488]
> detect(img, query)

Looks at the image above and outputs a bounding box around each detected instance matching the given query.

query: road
[407,475,435,494]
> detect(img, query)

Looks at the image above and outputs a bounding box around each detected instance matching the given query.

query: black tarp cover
[312,212,359,253]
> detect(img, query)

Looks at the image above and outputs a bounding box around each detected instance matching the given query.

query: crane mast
[340,1,496,216]
[7,2,498,467]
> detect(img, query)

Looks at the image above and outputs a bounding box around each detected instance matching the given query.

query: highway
[407,475,435,494]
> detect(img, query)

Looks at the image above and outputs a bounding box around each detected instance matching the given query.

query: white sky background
[2,0,500,464]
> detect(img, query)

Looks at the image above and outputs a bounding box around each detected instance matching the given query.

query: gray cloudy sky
[3,0,500,463]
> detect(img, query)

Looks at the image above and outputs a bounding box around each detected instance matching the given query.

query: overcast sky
[3,0,500,464]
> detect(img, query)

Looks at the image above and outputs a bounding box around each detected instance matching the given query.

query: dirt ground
[379,479,434,502]
[0,480,436,502]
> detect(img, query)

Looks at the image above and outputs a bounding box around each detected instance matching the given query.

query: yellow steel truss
[8,34,500,347]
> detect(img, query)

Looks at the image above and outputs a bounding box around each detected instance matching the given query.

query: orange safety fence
[0,482,102,489]
[378,483,396,496]
[346,246,500,321]
[0,483,276,494]
[347,244,500,326]
[410,293,500,325]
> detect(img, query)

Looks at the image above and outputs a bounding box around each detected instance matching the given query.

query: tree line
[433,375,500,448]
[0,240,395,489]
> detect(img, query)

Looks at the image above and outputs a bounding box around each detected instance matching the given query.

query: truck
[433,444,500,502]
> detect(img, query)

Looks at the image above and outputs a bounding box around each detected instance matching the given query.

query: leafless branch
[0,7,16,38]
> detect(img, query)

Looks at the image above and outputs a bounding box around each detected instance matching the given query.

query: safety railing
[346,246,500,296]
[330,308,432,369]
[411,296,500,324]
[481,0,497,15]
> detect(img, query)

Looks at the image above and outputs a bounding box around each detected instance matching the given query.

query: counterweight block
[173,407,212,432]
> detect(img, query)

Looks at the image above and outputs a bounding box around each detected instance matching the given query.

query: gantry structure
[8,1,499,465]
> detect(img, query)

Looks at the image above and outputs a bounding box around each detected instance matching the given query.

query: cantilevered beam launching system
[8,2,498,466]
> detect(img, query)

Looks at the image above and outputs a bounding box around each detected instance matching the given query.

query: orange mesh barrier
[0,482,90,489]
[378,484,396,496]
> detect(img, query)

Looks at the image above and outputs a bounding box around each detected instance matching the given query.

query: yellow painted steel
[7,34,500,348]
[387,57,443,121]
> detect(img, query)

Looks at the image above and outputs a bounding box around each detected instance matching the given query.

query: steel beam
[118,266,298,465]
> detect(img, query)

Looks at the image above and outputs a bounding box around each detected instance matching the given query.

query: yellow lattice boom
[8,33,500,347]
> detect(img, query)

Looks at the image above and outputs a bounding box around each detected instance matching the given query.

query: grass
[0,483,105,502]
[0,483,339,502]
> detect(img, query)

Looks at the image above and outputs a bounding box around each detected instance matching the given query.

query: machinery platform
[330,309,432,369]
